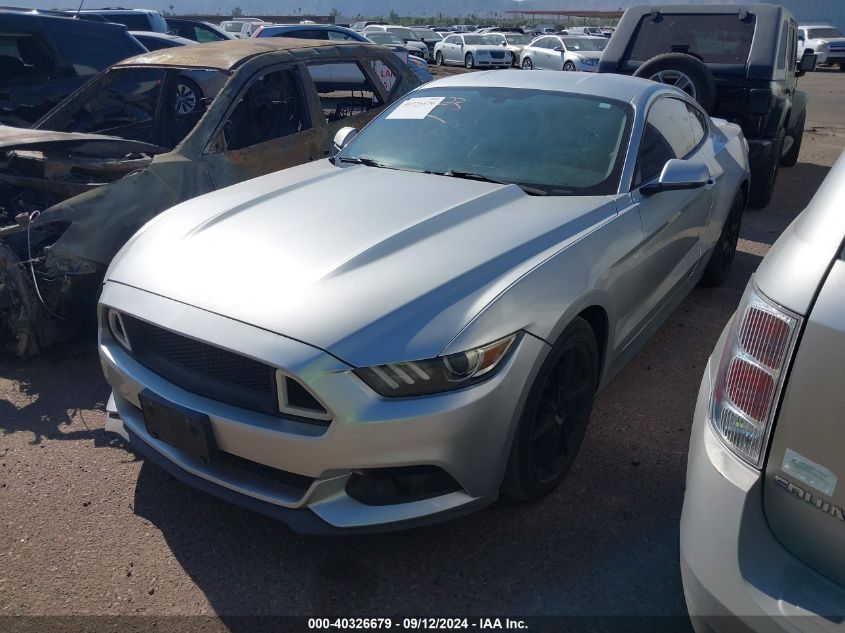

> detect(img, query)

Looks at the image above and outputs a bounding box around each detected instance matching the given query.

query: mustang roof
[115,38,382,71]
[424,69,655,103]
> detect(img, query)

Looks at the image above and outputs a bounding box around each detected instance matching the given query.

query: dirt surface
[1,71,844,628]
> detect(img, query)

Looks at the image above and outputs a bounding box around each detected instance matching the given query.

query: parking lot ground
[1,71,844,628]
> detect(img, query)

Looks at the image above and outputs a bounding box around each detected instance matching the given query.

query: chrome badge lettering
[776,475,845,522]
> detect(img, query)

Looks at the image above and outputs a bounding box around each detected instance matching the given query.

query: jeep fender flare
[787,89,809,131]
[765,96,792,138]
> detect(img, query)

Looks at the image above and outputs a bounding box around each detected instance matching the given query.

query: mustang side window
[215,68,309,152]
[307,61,383,123]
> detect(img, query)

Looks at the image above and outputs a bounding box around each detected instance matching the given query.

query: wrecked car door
[202,64,326,187]
[304,58,390,149]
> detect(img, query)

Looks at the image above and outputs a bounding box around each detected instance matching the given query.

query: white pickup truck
[798,24,845,70]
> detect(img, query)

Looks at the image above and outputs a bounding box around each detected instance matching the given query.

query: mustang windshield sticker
[782,448,838,496]
[387,97,445,120]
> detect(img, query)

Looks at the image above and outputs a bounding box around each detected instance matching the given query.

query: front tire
[563,61,576,71]
[435,51,444,66]
[465,53,475,69]
[502,317,598,501]
[700,189,744,287]
[521,57,533,70]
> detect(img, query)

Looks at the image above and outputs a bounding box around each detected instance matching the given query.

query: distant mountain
[13,0,752,18]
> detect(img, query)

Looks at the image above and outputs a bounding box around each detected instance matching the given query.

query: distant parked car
[483,32,533,66]
[0,39,419,356]
[364,32,410,63]
[0,8,146,126]
[220,20,261,38]
[434,33,512,68]
[568,26,605,37]
[252,23,365,43]
[520,36,605,72]
[406,55,433,83]
[363,25,430,59]
[681,152,845,633]
[798,24,845,69]
[96,70,749,533]
[80,8,167,32]
[351,20,386,32]
[165,18,234,43]
[411,28,444,58]
[131,31,195,51]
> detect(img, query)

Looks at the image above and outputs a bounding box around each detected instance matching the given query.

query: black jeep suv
[599,4,815,208]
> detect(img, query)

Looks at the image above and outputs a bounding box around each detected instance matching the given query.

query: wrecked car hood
[0,125,165,155]
[106,159,614,367]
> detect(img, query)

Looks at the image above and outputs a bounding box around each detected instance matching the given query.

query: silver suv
[681,153,845,630]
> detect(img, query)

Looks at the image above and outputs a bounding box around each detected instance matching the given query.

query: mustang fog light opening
[354,332,521,397]
[346,466,462,506]
[709,281,802,468]
[107,308,132,352]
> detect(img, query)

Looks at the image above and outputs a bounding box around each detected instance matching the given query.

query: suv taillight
[710,281,802,468]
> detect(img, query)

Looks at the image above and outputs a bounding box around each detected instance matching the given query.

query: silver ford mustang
[98,71,750,533]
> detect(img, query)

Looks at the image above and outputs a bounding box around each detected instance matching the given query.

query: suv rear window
[627,14,756,64]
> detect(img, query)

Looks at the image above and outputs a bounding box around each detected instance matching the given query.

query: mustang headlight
[354,333,520,397]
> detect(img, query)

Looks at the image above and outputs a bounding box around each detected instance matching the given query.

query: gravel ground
[1,70,844,628]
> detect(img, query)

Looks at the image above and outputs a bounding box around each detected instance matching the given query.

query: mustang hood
[107,160,615,366]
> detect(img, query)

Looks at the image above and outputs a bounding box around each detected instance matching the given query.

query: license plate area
[139,390,217,464]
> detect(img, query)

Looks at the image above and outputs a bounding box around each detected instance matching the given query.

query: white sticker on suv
[782,448,838,496]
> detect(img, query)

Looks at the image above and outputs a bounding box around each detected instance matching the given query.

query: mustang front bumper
[99,281,548,533]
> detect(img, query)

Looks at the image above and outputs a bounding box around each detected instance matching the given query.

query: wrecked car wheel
[634,53,717,114]
[174,78,202,116]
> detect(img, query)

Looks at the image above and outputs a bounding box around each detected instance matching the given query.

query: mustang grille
[119,314,327,422]
[490,51,505,59]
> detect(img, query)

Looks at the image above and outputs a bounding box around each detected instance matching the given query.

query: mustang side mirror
[553,46,564,52]
[333,127,358,153]
[796,50,817,76]
[640,159,711,196]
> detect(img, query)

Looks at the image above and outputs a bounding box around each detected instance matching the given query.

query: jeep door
[619,96,715,348]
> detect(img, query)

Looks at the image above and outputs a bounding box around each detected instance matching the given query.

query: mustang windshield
[337,87,632,195]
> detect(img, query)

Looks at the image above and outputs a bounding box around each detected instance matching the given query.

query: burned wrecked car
[0,38,418,355]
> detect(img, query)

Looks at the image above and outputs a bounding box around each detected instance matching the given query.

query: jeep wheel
[634,53,717,114]
[781,110,806,167]
[749,130,784,209]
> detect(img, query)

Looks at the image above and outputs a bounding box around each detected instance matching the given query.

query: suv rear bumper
[680,328,845,633]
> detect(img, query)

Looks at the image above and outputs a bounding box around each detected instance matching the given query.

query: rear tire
[700,189,744,287]
[748,129,784,209]
[781,110,805,167]
[501,317,598,502]
[521,57,533,70]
